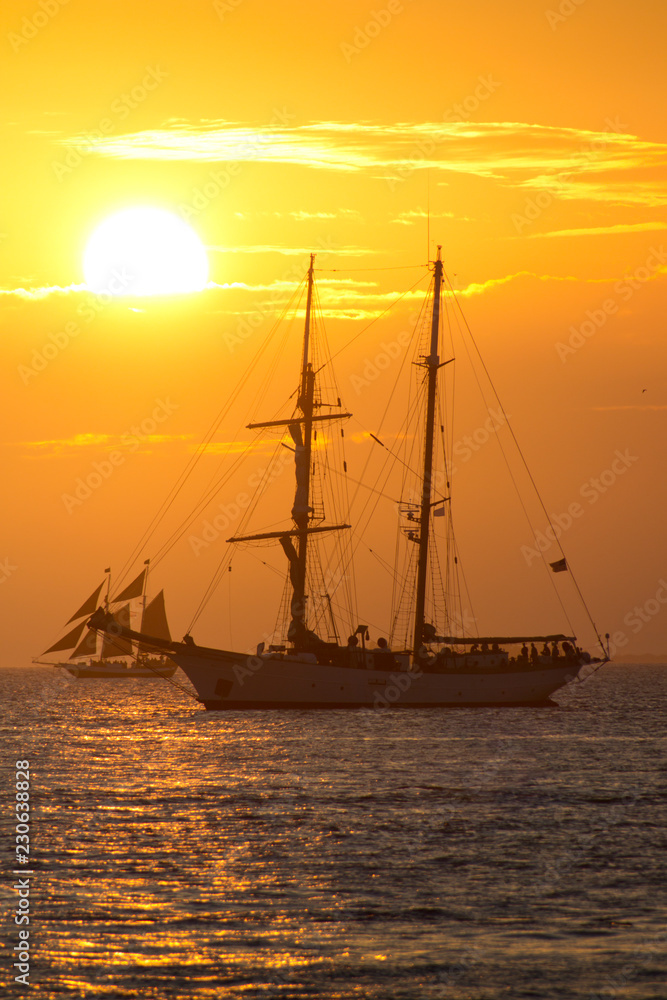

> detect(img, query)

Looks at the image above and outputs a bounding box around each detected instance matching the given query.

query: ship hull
[172,647,580,709]
[56,660,177,679]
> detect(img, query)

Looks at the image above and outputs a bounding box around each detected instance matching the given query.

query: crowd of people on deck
[342,633,588,670]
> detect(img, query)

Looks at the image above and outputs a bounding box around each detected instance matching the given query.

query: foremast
[228,254,351,648]
[289,253,316,639]
[412,246,444,665]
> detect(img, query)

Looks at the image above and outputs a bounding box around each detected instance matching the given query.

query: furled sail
[137,591,171,653]
[289,421,312,518]
[42,620,87,655]
[279,535,303,625]
[65,582,105,624]
[100,604,134,658]
[112,569,146,603]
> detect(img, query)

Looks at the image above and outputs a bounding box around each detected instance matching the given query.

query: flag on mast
[550,558,568,573]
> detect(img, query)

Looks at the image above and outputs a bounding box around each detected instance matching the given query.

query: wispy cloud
[0,282,86,300]
[528,222,667,239]
[64,119,667,206]
[3,265,663,315]
[289,210,336,221]
[207,243,373,256]
[591,404,667,412]
[391,209,457,225]
[231,209,361,221]
[15,433,191,456]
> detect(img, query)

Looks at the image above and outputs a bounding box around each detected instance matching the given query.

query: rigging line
[344,277,432,520]
[149,436,265,568]
[187,544,234,633]
[450,535,477,640]
[357,421,439,487]
[345,445,402,577]
[153,669,201,701]
[239,547,285,578]
[323,272,429,367]
[443,270,595,632]
[354,396,425,544]
[88,630,202,702]
[186,438,292,631]
[113,274,309,593]
[315,265,428,272]
[189,494,294,632]
[327,463,400,504]
[188,288,305,509]
[151,300,303,570]
[150,433,287,570]
[352,529,406,590]
[315,416,357,622]
[442,270,578,637]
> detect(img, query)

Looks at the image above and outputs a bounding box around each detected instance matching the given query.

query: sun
[83,207,209,297]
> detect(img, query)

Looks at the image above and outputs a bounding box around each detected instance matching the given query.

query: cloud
[391,209,458,226]
[528,222,667,239]
[207,243,373,256]
[63,119,667,206]
[0,282,86,300]
[15,433,191,456]
[3,264,662,322]
[591,405,667,412]
[289,210,337,220]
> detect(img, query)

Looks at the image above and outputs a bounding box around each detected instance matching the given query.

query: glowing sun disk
[83,207,209,297]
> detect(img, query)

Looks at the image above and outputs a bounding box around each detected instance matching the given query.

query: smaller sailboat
[37,567,177,678]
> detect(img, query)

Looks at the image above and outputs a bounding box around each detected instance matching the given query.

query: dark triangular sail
[42,620,87,655]
[137,591,171,653]
[70,628,99,660]
[112,570,146,603]
[65,582,105,624]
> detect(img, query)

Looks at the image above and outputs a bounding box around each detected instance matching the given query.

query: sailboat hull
[56,660,177,679]
[173,648,580,709]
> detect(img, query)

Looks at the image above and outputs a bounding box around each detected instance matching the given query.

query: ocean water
[1,663,665,999]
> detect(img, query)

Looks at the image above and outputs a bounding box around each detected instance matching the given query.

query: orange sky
[1,0,666,665]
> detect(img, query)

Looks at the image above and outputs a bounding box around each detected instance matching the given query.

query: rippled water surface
[1,664,665,998]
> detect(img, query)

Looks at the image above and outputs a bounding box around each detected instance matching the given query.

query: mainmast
[412,246,443,664]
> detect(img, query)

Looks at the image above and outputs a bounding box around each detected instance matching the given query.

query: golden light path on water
[2,664,665,998]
